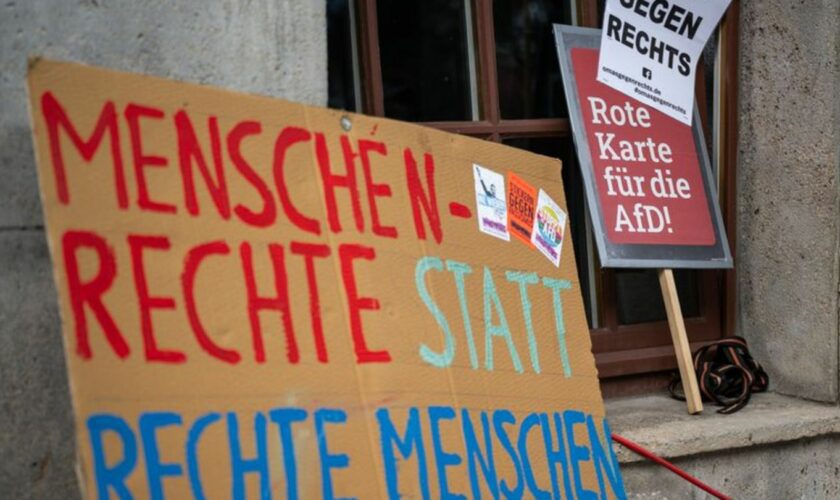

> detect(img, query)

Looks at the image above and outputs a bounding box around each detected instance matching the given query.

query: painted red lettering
[404,148,442,243]
[62,230,128,359]
[175,111,231,219]
[41,92,128,208]
[229,121,277,228]
[128,235,185,363]
[359,140,397,238]
[181,241,240,364]
[290,242,330,363]
[273,127,320,234]
[338,244,390,363]
[125,104,177,213]
[315,133,365,234]
[240,242,298,364]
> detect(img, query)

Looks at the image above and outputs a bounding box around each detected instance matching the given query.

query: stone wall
[737,0,840,403]
[622,435,840,499]
[0,1,326,496]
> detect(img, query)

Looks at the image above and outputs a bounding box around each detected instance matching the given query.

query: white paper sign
[597,0,731,125]
[473,164,510,241]
[531,189,567,267]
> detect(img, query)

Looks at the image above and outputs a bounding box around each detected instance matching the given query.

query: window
[327,0,739,394]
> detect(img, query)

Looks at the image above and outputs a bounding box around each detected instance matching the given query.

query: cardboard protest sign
[27,59,626,499]
[555,26,732,269]
[597,0,731,125]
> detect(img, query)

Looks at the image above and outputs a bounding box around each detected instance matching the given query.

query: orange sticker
[507,172,537,246]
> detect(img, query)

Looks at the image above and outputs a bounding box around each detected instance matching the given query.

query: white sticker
[531,189,567,267]
[473,164,510,241]
[597,0,731,125]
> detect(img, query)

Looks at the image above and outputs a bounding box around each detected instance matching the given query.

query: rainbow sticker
[531,189,567,266]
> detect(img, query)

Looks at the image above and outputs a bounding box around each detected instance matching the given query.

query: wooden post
[658,269,703,414]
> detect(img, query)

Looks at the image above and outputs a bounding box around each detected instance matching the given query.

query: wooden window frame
[351,0,739,388]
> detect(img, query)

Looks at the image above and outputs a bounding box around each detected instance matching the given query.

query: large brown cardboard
[27,59,625,499]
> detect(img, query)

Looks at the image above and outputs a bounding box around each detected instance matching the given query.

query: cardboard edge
[24,57,93,499]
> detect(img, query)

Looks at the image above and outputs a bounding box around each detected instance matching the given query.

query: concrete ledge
[605,392,840,463]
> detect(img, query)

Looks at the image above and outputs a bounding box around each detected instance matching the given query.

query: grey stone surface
[607,392,840,463]
[0,231,78,499]
[621,435,840,499]
[737,0,840,402]
[0,0,327,228]
[610,393,840,498]
[0,1,326,496]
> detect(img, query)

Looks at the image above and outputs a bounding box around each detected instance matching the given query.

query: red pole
[611,433,732,500]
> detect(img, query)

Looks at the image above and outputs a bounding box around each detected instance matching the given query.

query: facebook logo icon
[642,67,653,80]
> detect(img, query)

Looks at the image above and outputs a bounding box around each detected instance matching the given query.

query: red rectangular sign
[571,47,715,246]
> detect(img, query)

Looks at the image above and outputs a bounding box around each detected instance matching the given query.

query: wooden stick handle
[658,269,703,414]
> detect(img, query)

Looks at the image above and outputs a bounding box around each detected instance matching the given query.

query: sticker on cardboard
[473,164,510,241]
[531,189,567,266]
[507,172,537,247]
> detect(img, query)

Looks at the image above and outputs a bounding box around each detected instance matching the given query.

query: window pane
[494,0,572,119]
[502,137,593,326]
[614,269,700,325]
[377,0,477,121]
[701,28,718,174]
[597,0,605,26]
[328,0,359,112]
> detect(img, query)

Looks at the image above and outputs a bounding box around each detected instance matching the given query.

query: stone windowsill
[605,392,840,463]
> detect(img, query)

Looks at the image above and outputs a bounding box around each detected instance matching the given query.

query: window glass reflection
[494,0,572,119]
[328,0,359,112]
[378,0,477,121]
[615,269,700,325]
